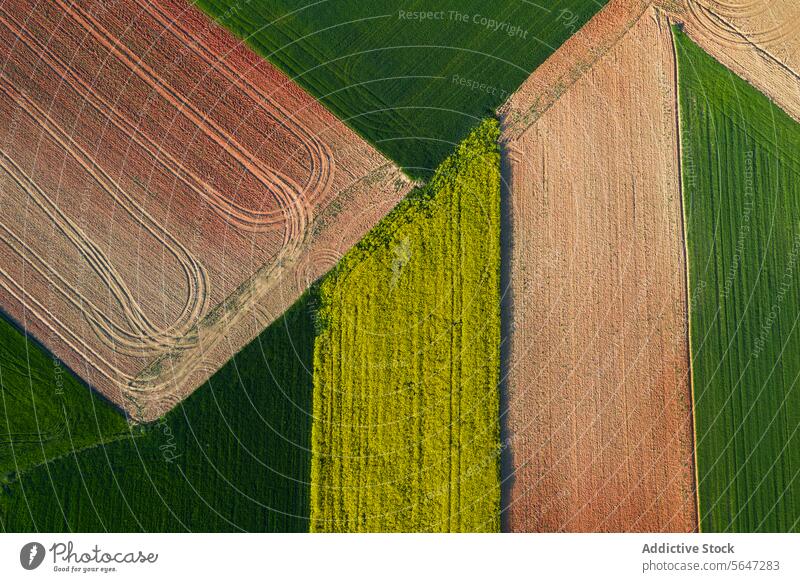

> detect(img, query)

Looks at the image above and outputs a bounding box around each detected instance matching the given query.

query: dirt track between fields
[0,0,412,421]
[500,6,698,532]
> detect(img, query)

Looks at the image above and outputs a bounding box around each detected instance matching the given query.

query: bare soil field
[499,0,654,141]
[0,0,412,421]
[669,0,800,122]
[500,7,698,531]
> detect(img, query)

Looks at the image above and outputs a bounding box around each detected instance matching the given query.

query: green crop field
[675,28,800,532]
[0,295,315,532]
[310,119,501,532]
[0,314,129,482]
[196,0,607,177]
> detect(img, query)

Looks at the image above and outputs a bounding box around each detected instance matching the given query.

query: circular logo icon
[20,542,46,570]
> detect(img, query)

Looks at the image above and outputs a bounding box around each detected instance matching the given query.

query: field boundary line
[667,15,702,533]
[127,162,411,421]
[2,430,142,487]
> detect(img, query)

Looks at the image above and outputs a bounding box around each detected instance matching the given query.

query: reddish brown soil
[500,6,698,532]
[0,0,412,421]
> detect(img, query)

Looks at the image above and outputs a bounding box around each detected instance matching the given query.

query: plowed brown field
[500,0,653,142]
[500,6,698,531]
[0,0,412,421]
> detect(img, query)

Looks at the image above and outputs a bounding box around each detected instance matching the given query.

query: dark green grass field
[0,295,315,532]
[196,0,607,177]
[311,120,501,532]
[675,28,800,532]
[0,313,129,481]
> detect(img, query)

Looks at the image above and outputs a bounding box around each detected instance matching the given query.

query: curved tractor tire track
[53,0,311,247]
[0,78,208,362]
[669,0,800,125]
[685,0,797,49]
[0,9,287,233]
[136,0,334,204]
[0,153,202,361]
